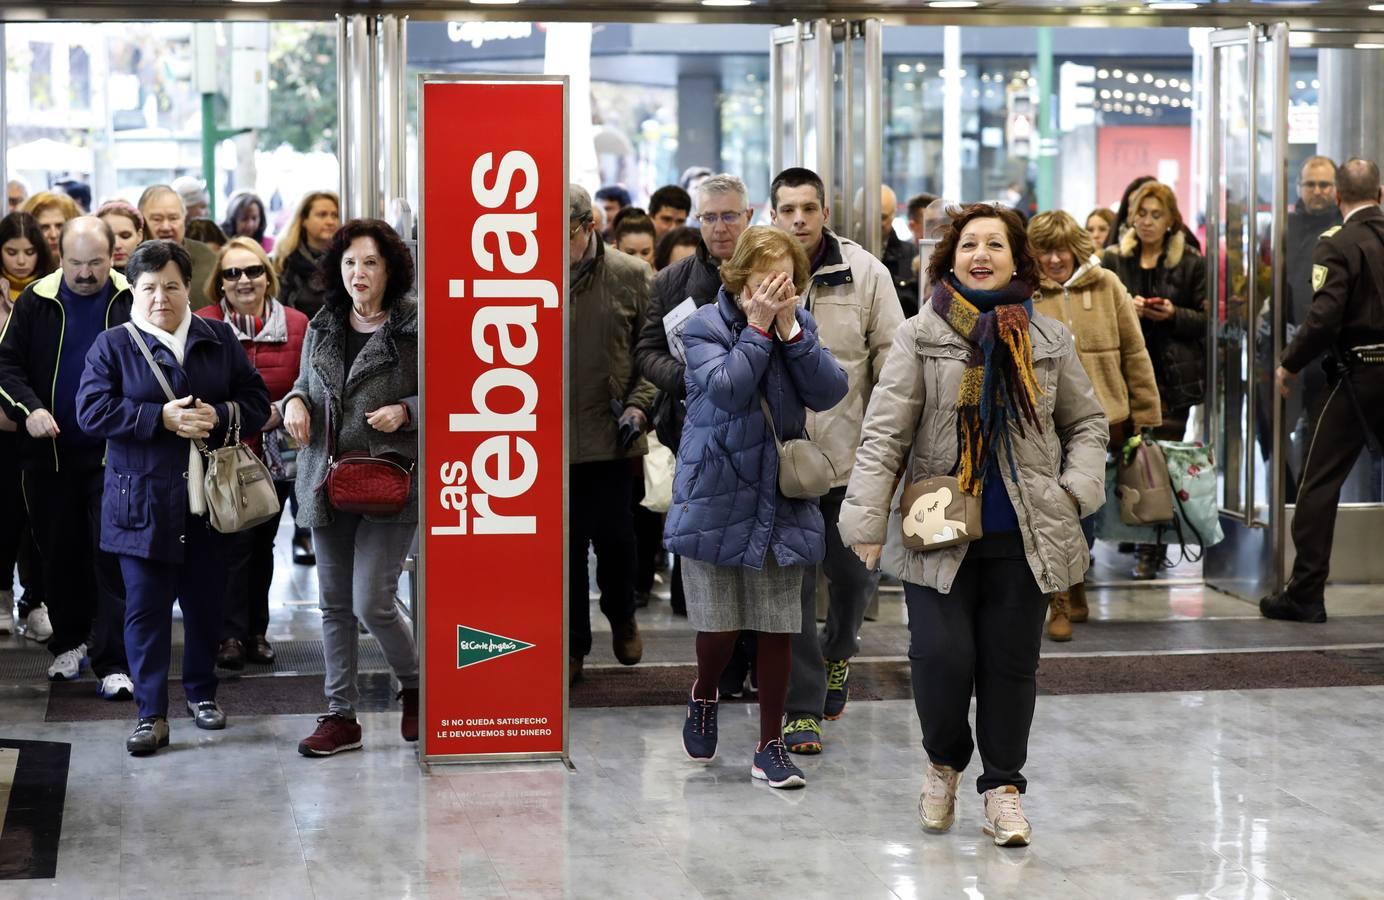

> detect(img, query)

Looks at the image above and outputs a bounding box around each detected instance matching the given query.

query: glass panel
[4,22,337,228]
[1214,41,1253,516]
[1250,36,1280,525]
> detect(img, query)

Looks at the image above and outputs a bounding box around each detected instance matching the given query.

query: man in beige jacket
[769,167,904,754]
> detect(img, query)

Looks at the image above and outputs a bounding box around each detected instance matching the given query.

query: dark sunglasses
[221,264,267,281]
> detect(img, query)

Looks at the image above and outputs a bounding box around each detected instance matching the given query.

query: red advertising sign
[418,76,568,762]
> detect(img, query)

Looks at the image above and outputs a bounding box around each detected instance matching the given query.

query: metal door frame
[1203,23,1289,600]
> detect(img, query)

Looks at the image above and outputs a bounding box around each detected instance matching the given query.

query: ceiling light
[468,0,523,4]
[1355,42,1384,50]
[700,0,752,5]
[1369,3,1384,10]
[928,1,981,8]
[230,0,282,4]
[1148,2,1199,10]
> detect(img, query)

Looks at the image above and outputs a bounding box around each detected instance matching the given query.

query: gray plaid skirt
[680,557,805,633]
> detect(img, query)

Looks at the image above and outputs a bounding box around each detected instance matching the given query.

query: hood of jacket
[1037,258,1105,294]
[1117,225,1186,268]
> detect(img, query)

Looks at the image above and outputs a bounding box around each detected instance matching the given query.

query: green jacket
[569,238,657,464]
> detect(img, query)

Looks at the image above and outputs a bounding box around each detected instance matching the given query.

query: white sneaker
[21,604,53,642]
[0,589,13,634]
[97,673,134,701]
[47,644,87,681]
[919,762,964,832]
[982,785,1032,847]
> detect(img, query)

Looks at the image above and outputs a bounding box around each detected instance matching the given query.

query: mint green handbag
[1097,439,1223,560]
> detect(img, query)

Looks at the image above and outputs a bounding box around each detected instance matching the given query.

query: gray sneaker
[187,700,227,730]
[919,762,963,832]
[126,717,170,756]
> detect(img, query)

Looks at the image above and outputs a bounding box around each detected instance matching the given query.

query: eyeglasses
[697,211,747,226]
[1300,180,1334,190]
[569,215,593,236]
[221,264,267,281]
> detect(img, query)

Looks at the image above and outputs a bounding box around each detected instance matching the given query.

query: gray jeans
[786,486,879,721]
[314,514,419,717]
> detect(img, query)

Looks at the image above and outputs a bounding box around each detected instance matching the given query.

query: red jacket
[197,301,308,452]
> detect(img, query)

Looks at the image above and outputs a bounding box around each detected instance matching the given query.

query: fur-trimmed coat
[1102,228,1208,413]
[282,301,419,527]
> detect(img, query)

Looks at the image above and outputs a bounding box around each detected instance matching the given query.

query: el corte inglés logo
[456,625,535,670]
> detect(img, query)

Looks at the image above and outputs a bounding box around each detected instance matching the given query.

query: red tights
[693,630,791,748]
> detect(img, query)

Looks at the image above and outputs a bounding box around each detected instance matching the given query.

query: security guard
[1264,157,1384,623]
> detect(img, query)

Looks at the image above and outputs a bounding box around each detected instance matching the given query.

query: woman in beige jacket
[1029,210,1162,640]
[839,204,1107,848]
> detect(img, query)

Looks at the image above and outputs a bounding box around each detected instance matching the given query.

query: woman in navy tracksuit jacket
[77,240,269,756]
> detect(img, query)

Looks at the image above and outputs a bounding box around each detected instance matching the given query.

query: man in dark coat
[1265,158,1384,624]
[0,216,132,693]
[877,184,919,318]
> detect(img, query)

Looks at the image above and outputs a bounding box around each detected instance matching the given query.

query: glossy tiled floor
[4,522,1384,897]
[2,685,1383,898]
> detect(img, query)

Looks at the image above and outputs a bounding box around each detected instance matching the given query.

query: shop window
[69,45,91,110]
[29,41,53,110]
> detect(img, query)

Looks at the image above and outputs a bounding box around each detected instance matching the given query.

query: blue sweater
[54,278,114,455]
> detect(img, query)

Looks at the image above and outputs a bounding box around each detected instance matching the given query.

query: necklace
[350,304,387,330]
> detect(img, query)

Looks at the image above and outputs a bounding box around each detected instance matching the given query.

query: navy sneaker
[682,690,719,761]
[752,739,806,789]
[823,659,850,720]
[783,717,823,755]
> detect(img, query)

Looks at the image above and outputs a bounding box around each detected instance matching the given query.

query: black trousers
[222,481,292,642]
[1287,366,1384,604]
[0,435,43,614]
[904,533,1048,794]
[21,468,127,675]
[569,460,636,659]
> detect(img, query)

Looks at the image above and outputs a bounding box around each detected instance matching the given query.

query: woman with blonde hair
[21,191,81,260]
[196,237,309,669]
[1102,181,1207,579]
[1029,210,1161,638]
[667,225,847,790]
[274,191,341,320]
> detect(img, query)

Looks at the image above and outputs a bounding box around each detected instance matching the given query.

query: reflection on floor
[3,522,1384,896]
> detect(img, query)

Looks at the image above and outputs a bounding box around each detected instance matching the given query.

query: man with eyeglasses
[0,216,132,696]
[1269,155,1341,500]
[768,166,903,758]
[635,173,753,624]
[567,185,657,686]
[137,184,219,310]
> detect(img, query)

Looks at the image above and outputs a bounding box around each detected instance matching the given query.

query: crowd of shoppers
[0,156,1255,847]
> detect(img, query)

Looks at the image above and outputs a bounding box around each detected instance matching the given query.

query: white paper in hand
[663,296,699,365]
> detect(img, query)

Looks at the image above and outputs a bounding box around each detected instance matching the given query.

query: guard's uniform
[1276,204,1384,613]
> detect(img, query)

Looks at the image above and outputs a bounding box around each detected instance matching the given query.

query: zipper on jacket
[47,298,66,472]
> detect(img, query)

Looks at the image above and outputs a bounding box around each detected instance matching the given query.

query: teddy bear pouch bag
[898,472,983,552]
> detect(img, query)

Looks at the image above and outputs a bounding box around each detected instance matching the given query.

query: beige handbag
[124,322,281,534]
[1115,435,1175,526]
[898,474,983,552]
[758,393,836,499]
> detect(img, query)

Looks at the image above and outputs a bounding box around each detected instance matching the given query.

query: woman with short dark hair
[840,203,1107,846]
[653,226,703,273]
[282,219,421,757]
[77,239,271,755]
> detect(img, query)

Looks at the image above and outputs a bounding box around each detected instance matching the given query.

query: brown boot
[612,620,643,666]
[1067,580,1089,623]
[1047,593,1072,642]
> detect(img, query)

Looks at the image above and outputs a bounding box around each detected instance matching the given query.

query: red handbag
[316,394,415,517]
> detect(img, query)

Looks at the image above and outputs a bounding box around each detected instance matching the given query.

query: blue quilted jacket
[664,289,849,569]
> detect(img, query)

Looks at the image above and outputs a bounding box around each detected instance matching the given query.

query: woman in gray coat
[282,219,420,757]
[839,204,1107,847]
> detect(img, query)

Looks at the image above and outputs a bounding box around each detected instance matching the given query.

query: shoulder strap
[122,322,177,403]
[757,392,782,449]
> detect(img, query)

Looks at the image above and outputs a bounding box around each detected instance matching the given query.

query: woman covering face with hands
[75,239,271,756]
[664,226,848,791]
[279,218,423,758]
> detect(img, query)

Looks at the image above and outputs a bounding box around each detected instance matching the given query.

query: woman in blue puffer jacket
[665,225,848,789]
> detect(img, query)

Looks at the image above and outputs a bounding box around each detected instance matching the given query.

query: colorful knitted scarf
[930,273,1043,496]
